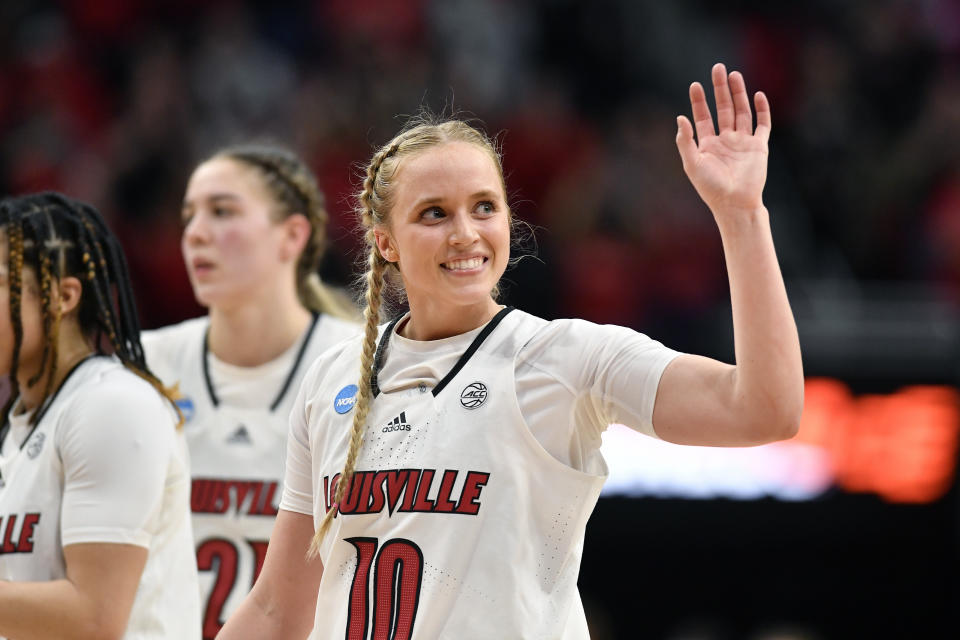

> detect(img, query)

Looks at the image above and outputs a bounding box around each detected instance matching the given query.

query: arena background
[1,1,958,638]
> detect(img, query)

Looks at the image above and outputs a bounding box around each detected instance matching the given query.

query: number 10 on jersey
[346,537,424,640]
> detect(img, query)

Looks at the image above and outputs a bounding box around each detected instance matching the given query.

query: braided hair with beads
[1,192,181,427]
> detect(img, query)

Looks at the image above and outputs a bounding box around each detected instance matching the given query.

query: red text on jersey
[191,479,280,516]
[323,469,490,517]
[0,512,41,554]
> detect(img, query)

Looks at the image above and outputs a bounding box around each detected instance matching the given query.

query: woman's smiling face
[375,141,511,316]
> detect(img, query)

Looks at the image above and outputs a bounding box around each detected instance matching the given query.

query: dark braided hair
[1,192,182,427]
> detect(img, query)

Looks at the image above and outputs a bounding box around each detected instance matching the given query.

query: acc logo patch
[26,432,45,460]
[175,397,196,423]
[334,384,359,414]
[460,382,487,409]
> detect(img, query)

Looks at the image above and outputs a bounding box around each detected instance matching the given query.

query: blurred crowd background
[2,0,958,638]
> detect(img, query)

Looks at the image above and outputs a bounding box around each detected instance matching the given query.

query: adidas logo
[227,424,252,445]
[382,411,412,433]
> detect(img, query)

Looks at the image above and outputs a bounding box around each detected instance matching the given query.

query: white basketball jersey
[142,313,357,640]
[302,309,605,639]
[0,356,200,640]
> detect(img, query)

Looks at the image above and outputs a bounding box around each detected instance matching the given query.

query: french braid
[307,117,508,554]
[307,139,401,556]
[215,145,357,320]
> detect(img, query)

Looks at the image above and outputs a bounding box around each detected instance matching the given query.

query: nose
[182,211,210,246]
[448,211,480,247]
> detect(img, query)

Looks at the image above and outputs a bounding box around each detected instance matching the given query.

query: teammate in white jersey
[0,192,200,639]
[219,64,805,639]
[141,144,358,639]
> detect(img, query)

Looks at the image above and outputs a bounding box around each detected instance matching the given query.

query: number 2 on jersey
[346,537,424,640]
[196,538,269,640]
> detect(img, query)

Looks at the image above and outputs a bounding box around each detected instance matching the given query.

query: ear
[57,276,83,316]
[373,226,399,263]
[279,213,312,263]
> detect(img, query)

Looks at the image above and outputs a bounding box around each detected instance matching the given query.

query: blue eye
[421,206,445,221]
[476,201,495,215]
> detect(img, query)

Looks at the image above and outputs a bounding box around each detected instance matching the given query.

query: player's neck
[207,293,313,367]
[18,325,94,411]
[400,296,502,341]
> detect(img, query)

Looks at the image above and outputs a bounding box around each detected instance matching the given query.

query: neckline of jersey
[201,312,320,412]
[0,352,103,459]
[370,306,515,399]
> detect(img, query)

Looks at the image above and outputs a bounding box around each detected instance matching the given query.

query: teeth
[444,257,483,271]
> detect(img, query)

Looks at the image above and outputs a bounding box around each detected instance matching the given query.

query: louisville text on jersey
[323,469,490,516]
[0,512,41,554]
[191,479,280,516]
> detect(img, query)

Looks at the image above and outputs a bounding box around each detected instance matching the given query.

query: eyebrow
[412,190,501,208]
[181,193,241,209]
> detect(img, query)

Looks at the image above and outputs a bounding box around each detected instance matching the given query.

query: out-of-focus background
[1,0,958,637]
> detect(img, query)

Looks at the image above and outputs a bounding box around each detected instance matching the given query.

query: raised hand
[676,63,771,219]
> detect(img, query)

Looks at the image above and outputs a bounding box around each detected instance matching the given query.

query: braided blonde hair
[214,144,357,321]
[308,118,506,556]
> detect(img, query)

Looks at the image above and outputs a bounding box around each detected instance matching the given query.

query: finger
[754,91,771,144]
[689,82,715,142]
[729,71,753,132]
[675,115,698,171]
[711,62,735,133]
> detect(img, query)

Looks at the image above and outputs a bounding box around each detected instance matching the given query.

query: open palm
[676,63,771,216]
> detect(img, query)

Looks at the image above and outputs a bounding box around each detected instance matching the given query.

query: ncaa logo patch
[460,382,487,409]
[175,397,195,423]
[334,384,359,414]
[26,432,45,460]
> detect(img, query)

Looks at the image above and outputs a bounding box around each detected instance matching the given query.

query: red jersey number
[345,537,424,640]
[196,538,268,640]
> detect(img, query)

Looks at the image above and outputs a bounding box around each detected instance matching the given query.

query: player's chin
[446,283,500,307]
[190,282,232,309]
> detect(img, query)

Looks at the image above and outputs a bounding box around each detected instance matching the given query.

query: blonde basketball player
[220,64,804,639]
[141,144,358,639]
[0,192,200,639]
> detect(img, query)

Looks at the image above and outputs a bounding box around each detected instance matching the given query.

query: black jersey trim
[202,313,320,412]
[370,315,404,398]
[0,353,103,454]
[432,307,514,397]
[269,313,320,412]
[201,330,219,408]
[370,307,515,400]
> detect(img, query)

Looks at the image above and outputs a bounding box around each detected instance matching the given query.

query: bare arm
[218,509,323,639]
[0,543,146,640]
[652,63,803,446]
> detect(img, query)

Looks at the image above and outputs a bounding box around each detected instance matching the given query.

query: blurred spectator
[190,3,297,149]
[2,0,955,332]
[426,0,536,116]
